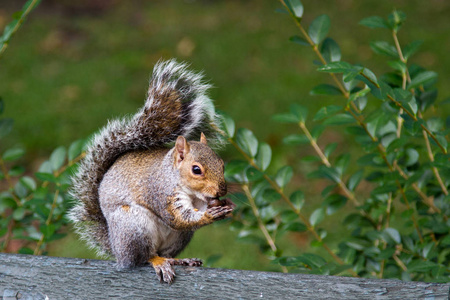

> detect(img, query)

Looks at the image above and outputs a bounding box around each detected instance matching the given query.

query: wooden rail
[0,253,449,299]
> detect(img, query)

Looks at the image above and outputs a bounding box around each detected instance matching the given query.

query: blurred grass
[1,0,450,271]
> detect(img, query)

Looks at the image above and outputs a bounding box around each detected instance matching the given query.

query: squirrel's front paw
[206,205,233,220]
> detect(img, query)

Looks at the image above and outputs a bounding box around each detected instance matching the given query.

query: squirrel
[69,60,235,284]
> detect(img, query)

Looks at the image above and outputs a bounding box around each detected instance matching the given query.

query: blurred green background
[1,0,450,271]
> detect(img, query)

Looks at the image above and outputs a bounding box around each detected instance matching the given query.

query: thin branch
[298,121,361,207]
[0,0,41,59]
[242,184,288,273]
[33,188,60,255]
[0,157,22,206]
[42,152,86,188]
[0,218,15,252]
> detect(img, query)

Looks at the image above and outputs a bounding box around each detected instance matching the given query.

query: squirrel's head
[173,133,227,202]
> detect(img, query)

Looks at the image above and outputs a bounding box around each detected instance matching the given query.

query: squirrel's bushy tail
[69,60,221,256]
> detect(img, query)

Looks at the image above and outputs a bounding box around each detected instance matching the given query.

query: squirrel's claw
[149,256,176,284]
[169,258,203,267]
[207,205,234,220]
[152,261,176,284]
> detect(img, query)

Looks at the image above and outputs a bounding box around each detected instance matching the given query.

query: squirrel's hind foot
[149,256,203,284]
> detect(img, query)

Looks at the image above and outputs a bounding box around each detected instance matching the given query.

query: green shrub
[222,1,449,281]
[0,0,83,256]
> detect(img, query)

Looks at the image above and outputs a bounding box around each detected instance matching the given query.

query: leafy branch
[0,0,41,60]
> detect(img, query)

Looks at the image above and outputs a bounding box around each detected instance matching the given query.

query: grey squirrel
[69,60,235,283]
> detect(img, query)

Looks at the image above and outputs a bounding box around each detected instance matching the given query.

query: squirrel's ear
[200,132,208,145]
[175,136,190,166]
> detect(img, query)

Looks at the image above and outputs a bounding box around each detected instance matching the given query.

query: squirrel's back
[69,60,222,256]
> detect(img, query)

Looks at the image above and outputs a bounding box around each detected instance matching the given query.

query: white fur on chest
[144,208,182,252]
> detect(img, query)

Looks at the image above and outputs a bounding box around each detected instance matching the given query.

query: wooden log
[0,253,449,299]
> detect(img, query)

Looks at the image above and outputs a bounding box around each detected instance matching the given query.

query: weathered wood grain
[0,253,448,299]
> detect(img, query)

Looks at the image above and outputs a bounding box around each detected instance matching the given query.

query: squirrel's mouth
[205,197,225,208]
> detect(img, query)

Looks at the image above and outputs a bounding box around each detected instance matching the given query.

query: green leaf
[236,128,258,158]
[433,134,448,151]
[40,223,56,238]
[219,112,236,138]
[361,68,379,86]
[407,71,438,89]
[50,146,67,172]
[12,207,26,220]
[335,153,350,175]
[225,160,248,178]
[2,148,25,161]
[14,180,28,198]
[323,113,354,125]
[309,207,325,226]
[284,0,304,18]
[289,35,309,46]
[0,97,4,114]
[8,165,25,177]
[284,222,307,232]
[256,143,271,171]
[407,260,438,273]
[313,105,343,121]
[308,14,330,45]
[369,41,398,58]
[372,184,397,195]
[280,210,299,223]
[245,167,264,182]
[290,190,304,211]
[0,118,13,139]
[20,176,36,191]
[405,148,419,166]
[290,104,308,123]
[38,160,52,174]
[283,134,309,145]
[317,61,354,73]
[403,40,423,60]
[384,228,401,244]
[18,247,34,255]
[272,113,298,123]
[387,60,407,73]
[348,87,370,103]
[388,10,406,33]
[324,142,337,158]
[297,253,327,268]
[310,84,342,96]
[325,196,347,215]
[359,16,389,29]
[35,172,57,183]
[275,166,293,188]
[317,165,341,183]
[347,170,364,191]
[260,188,280,204]
[320,38,341,63]
[68,139,85,161]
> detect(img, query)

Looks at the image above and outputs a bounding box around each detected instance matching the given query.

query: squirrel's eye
[192,165,202,175]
